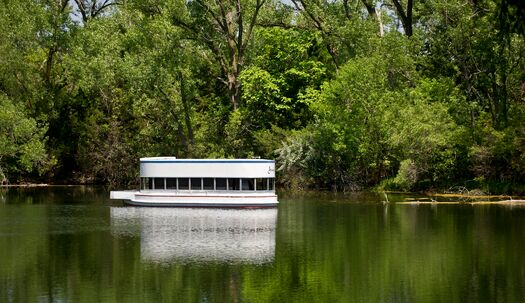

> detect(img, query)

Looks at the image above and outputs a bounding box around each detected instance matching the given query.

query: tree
[0,95,49,183]
[0,1,47,110]
[72,0,121,23]
[62,3,214,183]
[391,0,413,37]
[278,32,470,190]
[419,0,525,130]
[289,0,342,69]
[166,0,267,110]
[241,27,326,129]
[220,28,327,158]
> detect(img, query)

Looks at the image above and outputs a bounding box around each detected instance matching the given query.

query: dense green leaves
[0,0,523,192]
[0,95,49,183]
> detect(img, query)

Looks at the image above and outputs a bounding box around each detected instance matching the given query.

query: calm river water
[1,186,525,302]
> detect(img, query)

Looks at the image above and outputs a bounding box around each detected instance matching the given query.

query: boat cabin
[139,157,275,192]
[110,157,278,207]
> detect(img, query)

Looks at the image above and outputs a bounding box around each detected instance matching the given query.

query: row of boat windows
[141,177,275,191]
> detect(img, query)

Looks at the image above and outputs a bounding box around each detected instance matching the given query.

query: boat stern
[110,190,136,200]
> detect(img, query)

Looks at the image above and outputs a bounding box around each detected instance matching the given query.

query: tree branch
[242,0,266,52]
[92,1,120,18]
[343,0,352,20]
[237,0,244,53]
[391,0,413,36]
[196,0,228,33]
[73,0,88,22]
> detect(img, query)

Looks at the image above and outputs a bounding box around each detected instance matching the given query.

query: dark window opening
[228,178,240,190]
[203,178,214,190]
[242,178,255,190]
[143,177,274,191]
[191,178,202,190]
[166,178,177,189]
[256,178,267,190]
[216,178,227,190]
[178,178,189,190]
[154,178,164,190]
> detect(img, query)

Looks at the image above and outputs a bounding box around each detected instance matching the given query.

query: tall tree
[72,0,121,23]
[361,0,385,36]
[168,0,267,110]
[289,0,341,69]
[0,94,49,183]
[391,0,413,36]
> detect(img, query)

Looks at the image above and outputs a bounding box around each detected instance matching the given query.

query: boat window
[256,178,267,190]
[154,178,165,190]
[203,178,214,190]
[190,178,202,190]
[216,178,227,190]
[178,178,189,190]
[269,178,275,190]
[141,178,147,190]
[241,178,255,191]
[145,178,153,190]
[166,178,177,190]
[228,178,240,190]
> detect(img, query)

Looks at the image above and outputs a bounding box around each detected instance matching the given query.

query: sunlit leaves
[0,95,48,182]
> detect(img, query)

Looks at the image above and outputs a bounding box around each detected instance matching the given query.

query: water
[1,187,525,302]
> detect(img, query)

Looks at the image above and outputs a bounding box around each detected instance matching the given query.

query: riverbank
[3,179,524,197]
[397,200,525,205]
[1,183,50,187]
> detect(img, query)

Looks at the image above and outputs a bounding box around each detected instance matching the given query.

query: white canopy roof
[139,158,276,178]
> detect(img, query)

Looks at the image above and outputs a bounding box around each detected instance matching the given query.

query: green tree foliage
[278,34,470,191]
[415,0,525,191]
[158,0,270,110]
[0,95,49,183]
[0,0,57,113]
[63,5,205,184]
[0,0,524,192]
[230,27,327,158]
[385,80,468,190]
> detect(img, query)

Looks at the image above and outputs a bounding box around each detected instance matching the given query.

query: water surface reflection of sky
[110,207,277,264]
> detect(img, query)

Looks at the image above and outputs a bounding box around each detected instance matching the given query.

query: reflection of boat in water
[110,157,278,207]
[110,207,277,264]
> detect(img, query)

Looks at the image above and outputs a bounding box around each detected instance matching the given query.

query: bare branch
[73,0,121,22]
[73,0,88,22]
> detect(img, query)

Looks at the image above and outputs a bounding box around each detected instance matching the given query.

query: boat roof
[140,157,274,163]
[139,157,276,177]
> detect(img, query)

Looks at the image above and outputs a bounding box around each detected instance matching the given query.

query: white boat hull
[110,190,278,208]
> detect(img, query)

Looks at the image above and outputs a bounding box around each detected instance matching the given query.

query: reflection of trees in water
[3,196,525,302]
[110,207,277,264]
[271,201,525,302]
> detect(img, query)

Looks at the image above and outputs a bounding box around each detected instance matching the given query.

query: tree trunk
[228,74,240,110]
[391,0,413,37]
[179,72,195,150]
[343,0,352,20]
[159,88,189,155]
[361,0,384,37]
[175,0,265,110]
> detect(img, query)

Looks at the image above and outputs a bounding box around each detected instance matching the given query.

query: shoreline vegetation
[2,180,524,195]
[3,183,525,206]
[1,1,524,195]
